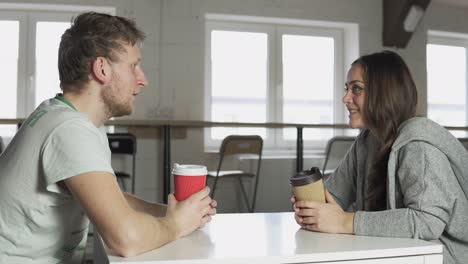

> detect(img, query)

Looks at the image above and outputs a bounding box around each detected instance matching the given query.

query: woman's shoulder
[398,117,443,133]
[394,117,452,148]
[392,117,466,160]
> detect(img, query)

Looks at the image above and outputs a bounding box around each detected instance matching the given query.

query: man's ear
[91,57,111,84]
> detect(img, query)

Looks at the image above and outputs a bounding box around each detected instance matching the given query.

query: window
[427,31,468,136]
[205,15,357,151]
[209,29,268,139]
[0,15,20,137]
[0,4,114,139]
[281,32,335,142]
[35,19,73,106]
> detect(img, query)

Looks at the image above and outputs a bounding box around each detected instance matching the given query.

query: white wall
[3,0,468,212]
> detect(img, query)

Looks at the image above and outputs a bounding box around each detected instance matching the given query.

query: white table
[95,212,443,264]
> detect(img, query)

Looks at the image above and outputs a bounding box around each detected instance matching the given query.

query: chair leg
[237,177,252,213]
[118,177,127,192]
[131,156,136,194]
[211,176,219,199]
[251,164,261,213]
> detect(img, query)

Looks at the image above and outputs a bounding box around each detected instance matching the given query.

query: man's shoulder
[24,99,91,131]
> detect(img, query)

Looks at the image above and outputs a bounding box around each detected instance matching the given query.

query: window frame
[204,20,276,149]
[0,10,27,118]
[28,11,83,115]
[204,14,355,153]
[427,30,468,129]
[0,4,115,141]
[275,25,344,150]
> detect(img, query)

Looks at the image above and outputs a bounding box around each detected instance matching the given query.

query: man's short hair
[58,12,145,92]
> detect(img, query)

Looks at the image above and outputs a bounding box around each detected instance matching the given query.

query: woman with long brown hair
[292,50,468,264]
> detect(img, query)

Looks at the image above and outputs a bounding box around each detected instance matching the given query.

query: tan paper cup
[172,163,207,201]
[290,167,325,203]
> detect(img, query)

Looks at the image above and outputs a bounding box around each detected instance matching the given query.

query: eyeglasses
[344,82,365,96]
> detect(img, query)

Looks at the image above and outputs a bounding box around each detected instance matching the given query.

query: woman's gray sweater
[325,117,468,264]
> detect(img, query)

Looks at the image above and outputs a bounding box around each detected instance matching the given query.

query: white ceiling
[432,0,468,8]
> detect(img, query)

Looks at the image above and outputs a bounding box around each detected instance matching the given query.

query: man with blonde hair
[0,12,217,263]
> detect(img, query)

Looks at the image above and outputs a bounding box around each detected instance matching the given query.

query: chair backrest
[322,136,355,173]
[220,135,263,156]
[216,135,263,173]
[107,133,137,193]
[217,135,263,212]
[107,133,136,155]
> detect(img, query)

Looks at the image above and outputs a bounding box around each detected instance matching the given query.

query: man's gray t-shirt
[0,97,113,263]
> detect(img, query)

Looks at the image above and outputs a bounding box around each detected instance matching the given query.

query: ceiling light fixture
[403,5,425,32]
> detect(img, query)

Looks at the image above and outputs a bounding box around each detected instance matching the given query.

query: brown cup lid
[290,167,323,187]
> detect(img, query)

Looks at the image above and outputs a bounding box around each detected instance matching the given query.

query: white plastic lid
[172,163,208,176]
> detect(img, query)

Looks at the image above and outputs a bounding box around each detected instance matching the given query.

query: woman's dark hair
[352,50,418,211]
[58,12,146,91]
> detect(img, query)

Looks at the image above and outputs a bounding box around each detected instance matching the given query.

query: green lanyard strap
[55,94,77,111]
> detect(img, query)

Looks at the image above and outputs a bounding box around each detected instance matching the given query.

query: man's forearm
[65,172,177,257]
[124,192,167,217]
[107,208,178,257]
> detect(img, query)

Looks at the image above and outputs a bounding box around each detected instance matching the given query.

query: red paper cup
[172,164,207,201]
